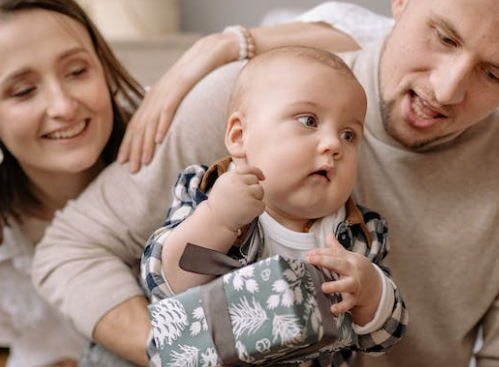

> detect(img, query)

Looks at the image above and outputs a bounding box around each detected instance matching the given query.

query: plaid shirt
[141,159,408,367]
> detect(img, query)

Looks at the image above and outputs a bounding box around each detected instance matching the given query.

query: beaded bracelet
[223,25,256,60]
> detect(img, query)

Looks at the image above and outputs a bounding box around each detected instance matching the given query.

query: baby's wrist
[352,265,395,333]
[201,200,240,235]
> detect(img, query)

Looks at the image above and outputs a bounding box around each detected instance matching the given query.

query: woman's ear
[225,111,246,158]
[391,0,409,20]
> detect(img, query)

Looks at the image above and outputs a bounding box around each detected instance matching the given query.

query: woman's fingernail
[130,161,138,173]
[142,152,150,163]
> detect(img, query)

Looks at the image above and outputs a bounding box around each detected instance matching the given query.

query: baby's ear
[225,111,246,158]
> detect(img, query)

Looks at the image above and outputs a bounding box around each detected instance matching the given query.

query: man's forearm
[93,296,150,367]
[249,21,360,55]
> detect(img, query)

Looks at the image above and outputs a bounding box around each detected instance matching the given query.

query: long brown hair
[0,0,145,232]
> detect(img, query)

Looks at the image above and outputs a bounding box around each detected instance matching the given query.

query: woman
[0,0,161,366]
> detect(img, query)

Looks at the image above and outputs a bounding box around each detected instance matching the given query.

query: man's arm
[93,297,150,366]
[32,62,244,364]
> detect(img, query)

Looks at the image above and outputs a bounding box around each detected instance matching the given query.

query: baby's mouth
[311,168,331,182]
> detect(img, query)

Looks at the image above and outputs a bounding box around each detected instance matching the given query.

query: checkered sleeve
[140,164,209,302]
[353,205,408,355]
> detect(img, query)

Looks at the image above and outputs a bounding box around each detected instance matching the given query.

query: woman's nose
[45,83,78,120]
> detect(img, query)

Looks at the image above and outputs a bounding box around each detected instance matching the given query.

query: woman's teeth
[46,121,86,139]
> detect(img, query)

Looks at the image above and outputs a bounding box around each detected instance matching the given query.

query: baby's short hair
[228,45,355,115]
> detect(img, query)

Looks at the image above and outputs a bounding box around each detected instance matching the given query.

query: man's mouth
[45,120,88,140]
[406,91,447,129]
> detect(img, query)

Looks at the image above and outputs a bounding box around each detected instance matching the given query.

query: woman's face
[0,9,113,180]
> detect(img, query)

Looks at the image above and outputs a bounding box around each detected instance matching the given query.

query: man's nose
[430,55,473,106]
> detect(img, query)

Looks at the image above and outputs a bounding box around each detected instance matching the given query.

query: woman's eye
[341,130,355,143]
[12,86,36,99]
[68,67,87,77]
[297,115,318,128]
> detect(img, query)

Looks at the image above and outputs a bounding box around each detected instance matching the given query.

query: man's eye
[341,130,356,143]
[482,67,499,83]
[297,115,318,128]
[437,30,457,47]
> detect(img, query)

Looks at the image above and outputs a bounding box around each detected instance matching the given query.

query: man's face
[379,0,499,149]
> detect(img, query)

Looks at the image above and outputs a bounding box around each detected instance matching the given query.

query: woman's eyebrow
[0,47,91,84]
[0,67,31,85]
[57,46,89,61]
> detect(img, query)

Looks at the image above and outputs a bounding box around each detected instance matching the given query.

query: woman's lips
[45,120,87,140]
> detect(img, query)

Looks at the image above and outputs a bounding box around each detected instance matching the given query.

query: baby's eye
[297,115,318,128]
[341,130,356,143]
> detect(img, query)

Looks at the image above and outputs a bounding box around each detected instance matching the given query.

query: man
[33,0,499,366]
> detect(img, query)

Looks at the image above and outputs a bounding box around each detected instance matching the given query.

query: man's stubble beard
[378,42,447,151]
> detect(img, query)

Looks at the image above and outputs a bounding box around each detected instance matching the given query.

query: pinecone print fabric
[149,255,356,367]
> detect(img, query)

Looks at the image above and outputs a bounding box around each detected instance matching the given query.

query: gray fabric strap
[271,264,337,365]
[179,219,261,276]
[201,278,251,367]
[179,243,243,275]
[305,263,338,346]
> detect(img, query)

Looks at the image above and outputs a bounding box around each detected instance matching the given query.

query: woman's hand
[117,32,240,173]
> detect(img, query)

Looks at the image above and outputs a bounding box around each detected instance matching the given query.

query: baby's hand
[306,235,382,324]
[207,164,265,233]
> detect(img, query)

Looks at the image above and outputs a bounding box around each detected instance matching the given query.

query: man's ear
[225,111,246,158]
[391,0,409,20]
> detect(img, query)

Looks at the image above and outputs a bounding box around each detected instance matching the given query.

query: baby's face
[241,57,367,223]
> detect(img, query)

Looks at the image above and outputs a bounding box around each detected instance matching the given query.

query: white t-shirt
[0,218,86,367]
[296,1,394,48]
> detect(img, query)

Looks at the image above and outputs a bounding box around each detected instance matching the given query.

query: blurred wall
[179,0,391,33]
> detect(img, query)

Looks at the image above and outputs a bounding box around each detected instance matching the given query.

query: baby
[142,46,407,366]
